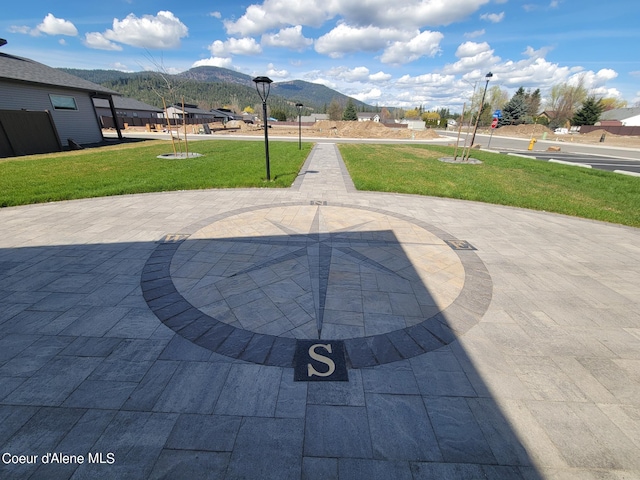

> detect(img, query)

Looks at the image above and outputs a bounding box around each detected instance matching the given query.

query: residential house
[93,96,162,128]
[597,107,640,127]
[0,40,121,156]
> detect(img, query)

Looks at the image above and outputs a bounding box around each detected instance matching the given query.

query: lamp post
[468,72,493,149]
[253,76,273,181]
[295,103,303,150]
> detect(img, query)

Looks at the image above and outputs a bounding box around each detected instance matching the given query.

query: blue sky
[2,0,638,111]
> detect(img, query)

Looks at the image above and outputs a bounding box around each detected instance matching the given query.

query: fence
[0,109,62,157]
[580,125,640,136]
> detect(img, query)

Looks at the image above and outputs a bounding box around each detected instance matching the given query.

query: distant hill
[59,67,375,117]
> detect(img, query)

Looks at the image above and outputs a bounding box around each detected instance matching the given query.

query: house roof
[168,105,215,115]
[600,107,640,121]
[0,52,119,95]
[93,96,162,112]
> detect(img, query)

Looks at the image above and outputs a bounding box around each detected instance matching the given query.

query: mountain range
[60,66,376,116]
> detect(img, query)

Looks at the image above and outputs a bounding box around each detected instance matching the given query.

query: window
[49,94,78,111]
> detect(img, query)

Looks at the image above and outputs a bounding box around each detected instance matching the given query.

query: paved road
[434,130,640,176]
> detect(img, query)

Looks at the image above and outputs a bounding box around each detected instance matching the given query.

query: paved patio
[1,143,639,479]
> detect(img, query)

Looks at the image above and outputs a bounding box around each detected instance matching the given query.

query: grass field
[0,140,312,207]
[338,144,640,228]
[1,139,638,227]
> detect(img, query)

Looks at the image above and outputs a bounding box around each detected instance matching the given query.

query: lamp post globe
[295,103,303,150]
[253,76,273,181]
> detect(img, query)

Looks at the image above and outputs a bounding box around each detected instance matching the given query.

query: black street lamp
[253,76,273,181]
[469,72,493,149]
[295,102,303,150]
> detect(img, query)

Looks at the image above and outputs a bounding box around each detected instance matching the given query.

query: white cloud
[369,71,392,82]
[480,12,505,23]
[224,0,491,36]
[315,24,412,58]
[84,32,123,51]
[192,57,234,69]
[224,0,334,35]
[443,41,500,74]
[209,12,222,19]
[327,66,371,82]
[380,30,443,64]
[262,25,312,51]
[102,11,188,49]
[208,37,262,56]
[266,63,289,78]
[34,13,78,36]
[465,29,485,38]
[8,25,31,34]
[352,88,382,102]
[397,73,456,85]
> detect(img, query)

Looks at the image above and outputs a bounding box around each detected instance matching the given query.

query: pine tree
[572,96,604,126]
[499,89,528,126]
[342,99,358,121]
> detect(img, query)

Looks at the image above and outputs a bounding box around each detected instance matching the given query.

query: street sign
[491,117,498,129]
[493,109,502,118]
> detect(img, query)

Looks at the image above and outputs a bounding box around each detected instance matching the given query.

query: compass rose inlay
[141,203,492,368]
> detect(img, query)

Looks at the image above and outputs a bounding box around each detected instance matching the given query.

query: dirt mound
[497,124,554,136]
[311,120,440,139]
[580,128,617,139]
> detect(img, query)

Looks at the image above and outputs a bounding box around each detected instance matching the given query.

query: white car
[554,128,568,134]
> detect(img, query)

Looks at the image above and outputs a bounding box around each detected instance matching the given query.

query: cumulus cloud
[266,63,289,78]
[380,30,443,64]
[225,0,334,35]
[225,0,490,36]
[352,88,382,102]
[192,57,234,69]
[262,25,313,51]
[315,24,412,58]
[208,37,262,56]
[101,11,188,49]
[443,41,500,74]
[36,13,78,36]
[83,32,122,51]
[369,71,392,82]
[327,66,371,82]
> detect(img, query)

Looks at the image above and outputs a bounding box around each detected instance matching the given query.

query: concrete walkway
[1,142,639,479]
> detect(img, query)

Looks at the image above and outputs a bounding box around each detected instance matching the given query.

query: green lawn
[0,140,312,207]
[339,144,640,228]
[2,140,638,228]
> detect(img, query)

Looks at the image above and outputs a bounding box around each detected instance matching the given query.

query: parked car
[554,128,568,134]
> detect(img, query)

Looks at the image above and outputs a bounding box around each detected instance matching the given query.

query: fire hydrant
[528,138,537,150]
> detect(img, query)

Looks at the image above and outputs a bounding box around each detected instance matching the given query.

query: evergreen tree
[499,89,528,126]
[572,96,604,126]
[342,99,358,121]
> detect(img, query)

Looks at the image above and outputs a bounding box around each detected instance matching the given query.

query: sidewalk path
[1,142,639,479]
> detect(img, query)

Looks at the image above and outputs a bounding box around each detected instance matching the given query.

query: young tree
[342,99,358,121]
[327,98,343,120]
[572,96,604,126]
[524,88,541,118]
[546,77,588,128]
[600,97,627,111]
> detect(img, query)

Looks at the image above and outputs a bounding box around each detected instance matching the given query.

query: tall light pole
[295,103,303,150]
[253,76,273,181]
[468,72,493,149]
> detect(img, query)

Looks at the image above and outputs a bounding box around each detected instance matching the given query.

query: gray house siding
[0,81,102,146]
